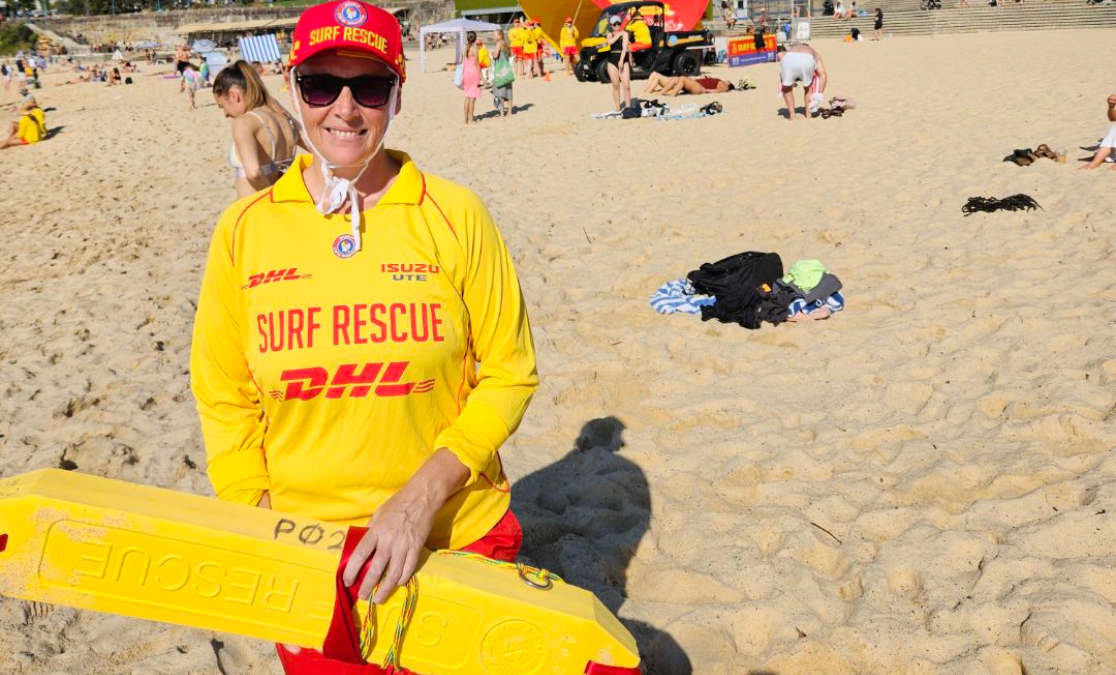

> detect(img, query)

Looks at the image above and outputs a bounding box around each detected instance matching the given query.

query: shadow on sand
[776,106,814,119]
[512,416,692,675]
[474,102,535,121]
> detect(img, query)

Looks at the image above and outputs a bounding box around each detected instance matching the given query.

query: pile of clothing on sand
[650,253,844,329]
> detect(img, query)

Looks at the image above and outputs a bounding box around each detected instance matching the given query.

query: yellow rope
[355,552,561,667]
[358,575,418,668]
[435,550,564,585]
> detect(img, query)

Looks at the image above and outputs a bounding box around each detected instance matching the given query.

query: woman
[190,2,538,674]
[606,14,632,112]
[212,60,300,197]
[491,30,513,118]
[461,30,481,124]
[721,1,737,28]
[873,8,884,39]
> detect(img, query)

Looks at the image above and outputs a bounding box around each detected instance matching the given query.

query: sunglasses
[295,73,396,108]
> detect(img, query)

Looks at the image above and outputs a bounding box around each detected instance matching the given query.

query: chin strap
[290,68,399,255]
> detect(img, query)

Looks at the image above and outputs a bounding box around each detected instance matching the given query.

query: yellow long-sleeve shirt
[628,18,651,45]
[18,109,45,144]
[191,152,538,550]
[560,26,579,50]
[522,27,538,55]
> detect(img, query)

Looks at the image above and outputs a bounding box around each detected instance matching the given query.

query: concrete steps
[708,1,1116,38]
[810,2,1116,37]
[23,22,87,54]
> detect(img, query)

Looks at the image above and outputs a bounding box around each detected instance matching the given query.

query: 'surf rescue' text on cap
[289,0,406,82]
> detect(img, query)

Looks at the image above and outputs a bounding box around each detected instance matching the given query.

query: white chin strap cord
[290,67,399,254]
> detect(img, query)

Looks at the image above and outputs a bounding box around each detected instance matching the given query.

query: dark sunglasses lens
[298,75,393,108]
[352,76,394,107]
[299,75,341,106]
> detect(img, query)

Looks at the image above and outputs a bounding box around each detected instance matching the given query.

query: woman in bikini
[213,60,301,197]
[606,14,632,112]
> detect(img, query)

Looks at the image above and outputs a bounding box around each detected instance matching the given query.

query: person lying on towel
[643,72,734,96]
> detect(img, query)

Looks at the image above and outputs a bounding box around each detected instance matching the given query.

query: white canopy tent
[417,17,502,74]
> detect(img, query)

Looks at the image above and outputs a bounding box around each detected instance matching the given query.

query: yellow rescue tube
[0,469,640,674]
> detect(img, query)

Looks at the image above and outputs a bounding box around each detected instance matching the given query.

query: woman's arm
[190,208,271,506]
[1107,94,1116,122]
[343,191,538,604]
[232,116,271,190]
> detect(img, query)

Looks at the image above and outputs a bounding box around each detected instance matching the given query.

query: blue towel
[787,291,844,319]
[649,279,716,315]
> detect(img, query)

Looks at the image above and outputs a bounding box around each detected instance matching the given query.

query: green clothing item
[782,259,828,292]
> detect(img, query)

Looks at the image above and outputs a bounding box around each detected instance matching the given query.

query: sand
[1,28,1114,675]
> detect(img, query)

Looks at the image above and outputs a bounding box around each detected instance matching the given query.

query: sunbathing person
[1081,93,1116,170]
[644,72,734,96]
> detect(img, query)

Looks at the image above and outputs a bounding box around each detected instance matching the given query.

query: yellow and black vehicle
[575,1,713,83]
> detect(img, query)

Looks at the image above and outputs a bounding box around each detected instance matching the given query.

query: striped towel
[649,279,716,315]
[787,291,845,319]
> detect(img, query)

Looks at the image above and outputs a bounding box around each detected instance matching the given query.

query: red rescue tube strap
[585,662,642,675]
[322,526,372,664]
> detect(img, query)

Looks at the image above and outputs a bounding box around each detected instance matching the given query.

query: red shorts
[511,46,524,58]
[275,509,523,675]
[523,51,537,61]
[630,42,651,51]
[562,46,578,56]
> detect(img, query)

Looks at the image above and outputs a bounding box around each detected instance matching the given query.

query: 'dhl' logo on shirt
[242,268,312,290]
[269,361,435,402]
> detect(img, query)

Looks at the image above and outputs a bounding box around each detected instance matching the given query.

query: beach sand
[0,28,1114,675]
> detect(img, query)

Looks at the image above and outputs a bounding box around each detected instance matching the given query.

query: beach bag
[493,55,514,88]
[453,62,464,89]
[688,252,784,329]
[688,252,783,297]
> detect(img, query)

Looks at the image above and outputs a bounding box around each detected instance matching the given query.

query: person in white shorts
[777,43,828,121]
[1081,93,1116,170]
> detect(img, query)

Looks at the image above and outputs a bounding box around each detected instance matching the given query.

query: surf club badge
[333,234,358,259]
[335,1,369,27]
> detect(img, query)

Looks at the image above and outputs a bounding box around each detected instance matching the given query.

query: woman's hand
[343,485,437,604]
[342,449,468,604]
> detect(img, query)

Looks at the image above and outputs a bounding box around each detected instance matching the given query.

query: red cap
[565,16,572,22]
[289,0,406,82]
